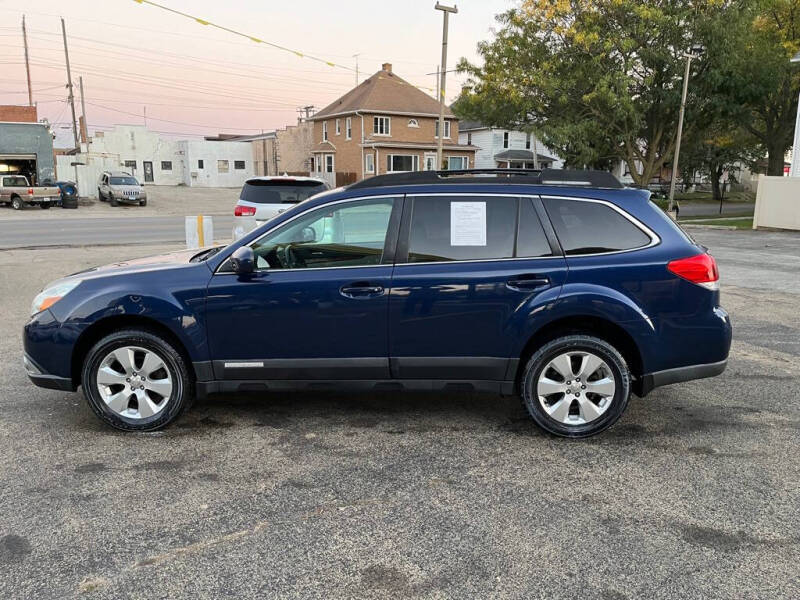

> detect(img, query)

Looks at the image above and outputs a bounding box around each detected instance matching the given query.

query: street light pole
[435,3,457,171]
[668,50,699,215]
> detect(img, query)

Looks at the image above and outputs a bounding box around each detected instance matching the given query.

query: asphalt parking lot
[1,228,798,599]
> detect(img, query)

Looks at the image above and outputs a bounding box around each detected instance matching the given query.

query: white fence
[753,176,800,231]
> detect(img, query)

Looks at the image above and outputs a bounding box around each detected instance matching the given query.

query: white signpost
[791,51,800,177]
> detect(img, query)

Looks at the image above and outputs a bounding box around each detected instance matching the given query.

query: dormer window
[408,119,419,128]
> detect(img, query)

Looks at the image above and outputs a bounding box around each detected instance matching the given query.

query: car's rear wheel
[97,187,105,202]
[41,203,50,209]
[521,335,630,438]
[81,329,194,431]
[11,196,23,210]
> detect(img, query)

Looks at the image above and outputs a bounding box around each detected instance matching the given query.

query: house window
[503,131,509,148]
[525,133,531,150]
[335,119,341,135]
[325,155,334,173]
[467,133,472,146]
[123,160,136,172]
[197,159,204,169]
[234,160,246,170]
[365,153,375,173]
[387,154,419,172]
[346,117,352,140]
[408,118,419,128]
[448,156,467,170]
[435,120,451,138]
[373,116,390,136]
[218,160,229,173]
[161,161,172,171]
[322,121,328,142]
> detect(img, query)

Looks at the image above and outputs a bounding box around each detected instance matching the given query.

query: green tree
[454,1,728,186]
[709,0,800,176]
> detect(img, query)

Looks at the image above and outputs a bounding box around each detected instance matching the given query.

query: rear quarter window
[544,197,652,255]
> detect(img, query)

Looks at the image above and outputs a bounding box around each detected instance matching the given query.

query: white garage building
[57,125,254,197]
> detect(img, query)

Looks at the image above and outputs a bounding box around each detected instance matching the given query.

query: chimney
[382,62,392,73]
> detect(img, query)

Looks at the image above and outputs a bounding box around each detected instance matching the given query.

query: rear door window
[406,195,551,263]
[544,198,651,255]
[241,179,327,205]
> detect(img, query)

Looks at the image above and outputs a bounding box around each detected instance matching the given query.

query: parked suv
[234,176,329,223]
[98,171,147,206]
[24,169,731,437]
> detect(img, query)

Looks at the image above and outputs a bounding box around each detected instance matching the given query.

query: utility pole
[22,15,33,106]
[353,53,360,87]
[435,65,440,106]
[668,47,702,216]
[61,17,79,152]
[79,76,88,145]
[435,3,457,170]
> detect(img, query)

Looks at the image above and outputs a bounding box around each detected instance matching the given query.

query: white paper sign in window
[450,201,487,246]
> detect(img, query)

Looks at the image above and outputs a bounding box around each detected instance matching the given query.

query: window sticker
[450,201,487,246]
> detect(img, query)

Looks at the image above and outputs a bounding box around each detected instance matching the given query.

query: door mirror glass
[231,246,255,274]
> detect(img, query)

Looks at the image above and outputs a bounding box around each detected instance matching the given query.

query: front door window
[250,197,396,270]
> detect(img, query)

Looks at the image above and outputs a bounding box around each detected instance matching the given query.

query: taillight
[234,205,256,217]
[27,188,34,195]
[667,253,719,290]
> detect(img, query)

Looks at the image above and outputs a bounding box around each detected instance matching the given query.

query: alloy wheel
[95,346,173,419]
[536,350,616,425]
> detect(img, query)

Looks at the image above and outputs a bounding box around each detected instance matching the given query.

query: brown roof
[311,64,453,120]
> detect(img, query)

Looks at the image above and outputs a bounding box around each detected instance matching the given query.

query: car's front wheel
[521,335,630,438]
[81,329,194,431]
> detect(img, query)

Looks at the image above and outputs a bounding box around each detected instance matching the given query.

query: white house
[56,125,255,196]
[458,121,564,170]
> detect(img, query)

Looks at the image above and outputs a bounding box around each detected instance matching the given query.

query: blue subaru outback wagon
[24,169,731,437]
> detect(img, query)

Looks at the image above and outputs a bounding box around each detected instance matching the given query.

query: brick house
[309,63,477,183]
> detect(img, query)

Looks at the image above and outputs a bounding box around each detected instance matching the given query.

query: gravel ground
[0,229,798,599]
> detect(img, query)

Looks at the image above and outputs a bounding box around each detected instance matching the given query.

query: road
[0,229,798,599]
[0,215,236,249]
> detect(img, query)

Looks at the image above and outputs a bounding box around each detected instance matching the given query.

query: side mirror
[231,246,255,275]
[300,226,317,243]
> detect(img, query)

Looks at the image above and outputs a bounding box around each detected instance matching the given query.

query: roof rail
[347,168,624,190]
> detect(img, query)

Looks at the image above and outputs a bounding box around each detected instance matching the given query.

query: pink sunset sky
[0,0,511,145]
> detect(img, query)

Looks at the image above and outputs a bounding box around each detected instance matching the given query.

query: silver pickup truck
[0,175,61,210]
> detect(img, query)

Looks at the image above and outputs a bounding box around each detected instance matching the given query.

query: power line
[84,100,266,131]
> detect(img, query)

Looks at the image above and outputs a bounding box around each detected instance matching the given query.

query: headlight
[31,280,81,316]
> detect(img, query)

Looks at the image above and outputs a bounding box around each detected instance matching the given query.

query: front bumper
[24,353,76,392]
[639,359,727,397]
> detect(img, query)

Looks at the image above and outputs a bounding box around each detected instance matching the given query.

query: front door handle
[340,282,385,299]
[507,275,551,291]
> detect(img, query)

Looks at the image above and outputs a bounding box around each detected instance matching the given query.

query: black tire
[98,187,105,202]
[41,203,51,209]
[11,196,23,210]
[109,193,118,207]
[521,335,630,438]
[81,329,194,431]
[139,199,147,206]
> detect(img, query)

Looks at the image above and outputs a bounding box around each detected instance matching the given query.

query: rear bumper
[639,359,727,397]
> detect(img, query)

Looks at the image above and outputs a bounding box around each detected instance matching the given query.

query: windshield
[110,177,138,185]
[240,179,327,204]
[3,176,29,187]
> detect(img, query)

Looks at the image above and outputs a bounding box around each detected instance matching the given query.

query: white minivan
[233,176,330,224]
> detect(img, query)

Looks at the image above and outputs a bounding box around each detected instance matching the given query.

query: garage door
[0,154,36,160]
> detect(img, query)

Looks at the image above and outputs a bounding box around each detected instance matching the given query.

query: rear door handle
[340,282,385,299]
[506,275,550,291]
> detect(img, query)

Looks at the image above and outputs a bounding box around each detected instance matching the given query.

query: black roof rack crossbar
[347,168,624,190]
